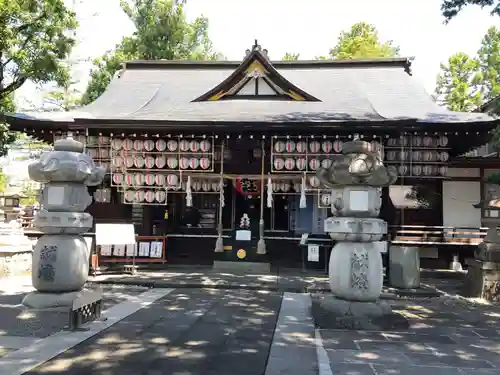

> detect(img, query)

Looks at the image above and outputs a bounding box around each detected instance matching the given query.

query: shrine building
[3,42,499,270]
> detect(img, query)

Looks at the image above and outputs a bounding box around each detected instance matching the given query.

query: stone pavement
[88,268,445,298]
[0,270,498,374]
[0,276,148,360]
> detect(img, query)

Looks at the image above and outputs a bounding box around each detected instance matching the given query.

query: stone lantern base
[22,288,99,309]
[311,294,409,330]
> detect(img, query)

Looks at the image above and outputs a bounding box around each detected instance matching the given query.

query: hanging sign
[235,178,261,196]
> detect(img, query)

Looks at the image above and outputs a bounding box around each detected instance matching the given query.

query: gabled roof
[3,42,498,131]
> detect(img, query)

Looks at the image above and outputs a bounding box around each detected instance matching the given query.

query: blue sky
[17,0,500,106]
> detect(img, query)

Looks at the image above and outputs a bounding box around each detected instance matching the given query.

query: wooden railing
[390,225,488,246]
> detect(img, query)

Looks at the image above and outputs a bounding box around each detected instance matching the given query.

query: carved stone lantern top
[28,136,105,186]
[317,139,397,188]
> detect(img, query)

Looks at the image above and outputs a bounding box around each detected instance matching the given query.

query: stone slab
[312,294,409,330]
[0,336,41,350]
[265,293,317,375]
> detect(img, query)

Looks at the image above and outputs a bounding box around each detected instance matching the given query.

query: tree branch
[0,76,27,99]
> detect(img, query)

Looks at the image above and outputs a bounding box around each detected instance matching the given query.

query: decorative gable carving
[193,41,320,102]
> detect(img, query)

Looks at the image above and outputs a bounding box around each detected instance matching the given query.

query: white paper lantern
[156,139,167,151]
[155,156,166,168]
[123,139,133,151]
[296,158,307,170]
[145,190,155,202]
[167,140,178,152]
[412,165,422,176]
[285,140,296,153]
[322,141,333,153]
[321,159,333,169]
[274,141,285,153]
[99,149,109,158]
[309,158,319,170]
[189,158,199,169]
[179,157,189,169]
[293,182,301,192]
[296,141,307,153]
[125,156,135,168]
[201,180,211,191]
[199,157,211,169]
[179,140,190,152]
[309,141,320,153]
[309,176,320,188]
[124,174,133,185]
[192,180,201,191]
[167,157,178,169]
[112,173,124,185]
[134,155,145,168]
[155,174,165,186]
[155,190,166,202]
[212,181,220,191]
[273,157,285,170]
[144,140,154,152]
[134,173,145,186]
[145,156,155,169]
[137,190,145,202]
[440,152,449,162]
[166,174,178,186]
[439,166,448,175]
[333,140,343,153]
[111,139,123,150]
[280,182,291,192]
[272,182,280,192]
[423,136,432,147]
[423,165,433,176]
[133,140,143,151]
[112,156,124,168]
[124,190,134,202]
[284,158,295,170]
[200,140,211,152]
[144,174,155,185]
[189,140,200,152]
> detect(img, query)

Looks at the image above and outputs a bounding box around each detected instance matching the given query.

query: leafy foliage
[81,0,221,105]
[433,52,483,111]
[0,0,77,100]
[441,0,500,22]
[478,26,500,101]
[282,53,299,61]
[329,22,400,59]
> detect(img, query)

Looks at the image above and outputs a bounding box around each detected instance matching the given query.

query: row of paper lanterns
[272,140,382,154]
[112,156,212,170]
[273,157,333,171]
[111,139,212,153]
[387,136,449,147]
[112,173,222,191]
[397,165,448,176]
[386,151,449,162]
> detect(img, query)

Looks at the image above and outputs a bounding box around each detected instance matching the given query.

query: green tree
[282,52,299,61]
[81,0,221,105]
[477,26,500,101]
[329,22,400,59]
[0,0,77,101]
[441,0,500,23]
[433,52,483,111]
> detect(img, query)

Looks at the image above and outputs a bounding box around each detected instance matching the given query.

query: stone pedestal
[463,259,500,302]
[22,288,98,309]
[316,137,408,330]
[389,246,420,289]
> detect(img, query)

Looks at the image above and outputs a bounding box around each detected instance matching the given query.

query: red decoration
[235,178,261,196]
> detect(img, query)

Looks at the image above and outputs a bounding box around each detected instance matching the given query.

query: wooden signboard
[97,236,166,264]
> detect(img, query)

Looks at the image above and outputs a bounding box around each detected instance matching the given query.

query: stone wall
[0,251,32,277]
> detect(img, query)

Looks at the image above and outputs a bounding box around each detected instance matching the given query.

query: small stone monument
[22,135,105,308]
[463,198,500,301]
[313,136,408,330]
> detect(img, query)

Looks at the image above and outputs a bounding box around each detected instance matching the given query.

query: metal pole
[214,141,224,252]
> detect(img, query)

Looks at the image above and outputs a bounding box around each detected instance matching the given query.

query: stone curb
[89,280,442,299]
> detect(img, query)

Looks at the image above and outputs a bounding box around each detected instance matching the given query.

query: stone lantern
[22,135,105,308]
[314,136,405,329]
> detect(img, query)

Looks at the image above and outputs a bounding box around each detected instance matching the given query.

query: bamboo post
[257,140,267,255]
[214,141,224,252]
